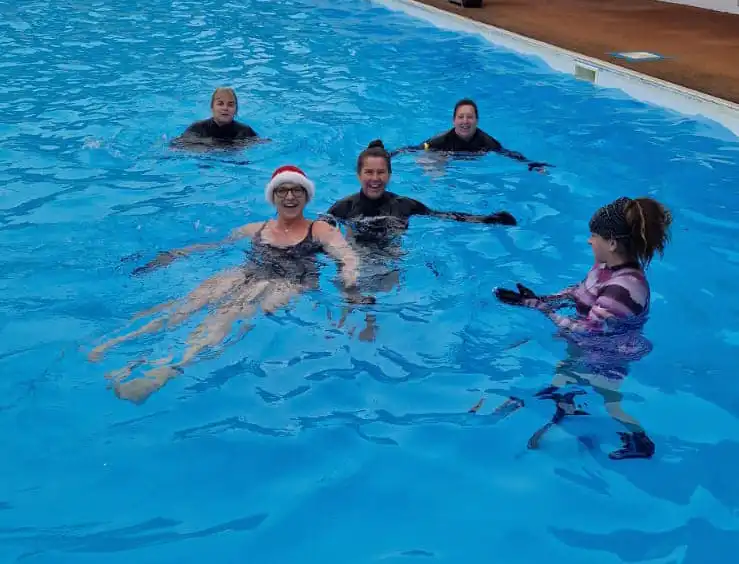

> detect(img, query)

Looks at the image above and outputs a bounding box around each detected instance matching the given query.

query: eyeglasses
[274,186,306,198]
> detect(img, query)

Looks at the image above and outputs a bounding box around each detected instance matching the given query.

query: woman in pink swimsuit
[494,196,672,460]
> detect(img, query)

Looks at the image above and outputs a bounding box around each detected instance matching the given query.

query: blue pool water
[2,0,739,561]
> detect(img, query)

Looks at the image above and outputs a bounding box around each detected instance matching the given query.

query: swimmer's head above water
[265,164,316,219]
[588,196,672,269]
[452,98,479,141]
[356,139,391,200]
[210,87,238,126]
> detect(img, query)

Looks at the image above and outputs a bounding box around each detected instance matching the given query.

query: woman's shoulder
[233,121,258,137]
[312,219,336,233]
[232,220,269,239]
[186,118,212,130]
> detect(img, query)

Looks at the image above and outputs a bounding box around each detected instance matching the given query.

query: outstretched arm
[424,208,517,225]
[494,146,553,173]
[388,143,426,158]
[406,198,517,226]
[132,222,263,275]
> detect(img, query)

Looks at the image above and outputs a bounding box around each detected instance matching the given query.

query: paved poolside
[414,0,739,104]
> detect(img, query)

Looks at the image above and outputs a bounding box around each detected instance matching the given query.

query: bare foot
[359,324,376,342]
[113,366,179,404]
[359,315,377,342]
[114,378,164,404]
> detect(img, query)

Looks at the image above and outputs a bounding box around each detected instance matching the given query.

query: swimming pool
[2,0,739,560]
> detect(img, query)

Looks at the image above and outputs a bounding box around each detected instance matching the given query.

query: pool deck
[413,0,739,104]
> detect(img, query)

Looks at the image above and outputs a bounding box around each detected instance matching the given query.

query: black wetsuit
[325,190,515,243]
[423,128,506,153]
[173,118,258,147]
[395,128,550,171]
[246,221,324,288]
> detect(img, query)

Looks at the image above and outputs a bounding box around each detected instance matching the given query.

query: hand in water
[494,282,538,306]
[345,289,376,305]
[528,162,553,174]
[484,211,517,226]
[132,250,186,276]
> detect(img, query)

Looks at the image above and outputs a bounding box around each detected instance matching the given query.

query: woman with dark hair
[491,196,673,459]
[392,98,552,172]
[322,139,516,340]
[325,139,517,243]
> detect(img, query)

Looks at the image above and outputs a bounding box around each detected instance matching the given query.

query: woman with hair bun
[325,139,517,243]
[322,139,516,341]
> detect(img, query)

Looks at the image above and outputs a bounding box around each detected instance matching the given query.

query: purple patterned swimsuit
[527,261,654,377]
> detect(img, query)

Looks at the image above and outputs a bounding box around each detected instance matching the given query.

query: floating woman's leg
[112,279,271,403]
[130,300,176,322]
[89,268,245,362]
[170,278,272,368]
[259,279,302,314]
[111,278,303,405]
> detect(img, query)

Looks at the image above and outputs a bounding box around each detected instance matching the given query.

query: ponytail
[623,198,672,269]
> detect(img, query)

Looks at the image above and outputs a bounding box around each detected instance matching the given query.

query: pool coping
[373,0,739,138]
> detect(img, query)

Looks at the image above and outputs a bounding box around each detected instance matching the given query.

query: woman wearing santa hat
[90,165,371,404]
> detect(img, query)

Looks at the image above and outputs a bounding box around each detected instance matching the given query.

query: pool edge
[372,0,739,138]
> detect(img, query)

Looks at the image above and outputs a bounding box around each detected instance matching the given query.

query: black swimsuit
[245,221,325,287]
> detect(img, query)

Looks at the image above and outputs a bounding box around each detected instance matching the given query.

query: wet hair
[621,198,672,269]
[210,87,238,112]
[453,98,478,119]
[356,139,392,174]
[591,197,672,269]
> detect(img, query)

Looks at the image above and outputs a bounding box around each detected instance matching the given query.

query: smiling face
[453,103,478,140]
[358,155,390,200]
[273,182,308,219]
[211,89,237,126]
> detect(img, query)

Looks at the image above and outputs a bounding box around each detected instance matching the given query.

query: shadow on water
[550,517,739,563]
[0,513,267,559]
[586,437,739,511]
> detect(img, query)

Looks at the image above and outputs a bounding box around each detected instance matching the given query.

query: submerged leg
[112,279,271,404]
[526,390,588,450]
[592,384,655,460]
[177,282,268,367]
[89,268,245,362]
[525,364,586,450]
[259,279,302,314]
[175,277,300,366]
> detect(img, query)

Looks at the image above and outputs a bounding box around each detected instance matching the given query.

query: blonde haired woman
[173,87,258,148]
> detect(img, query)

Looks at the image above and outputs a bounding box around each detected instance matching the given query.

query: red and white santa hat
[265,165,315,204]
